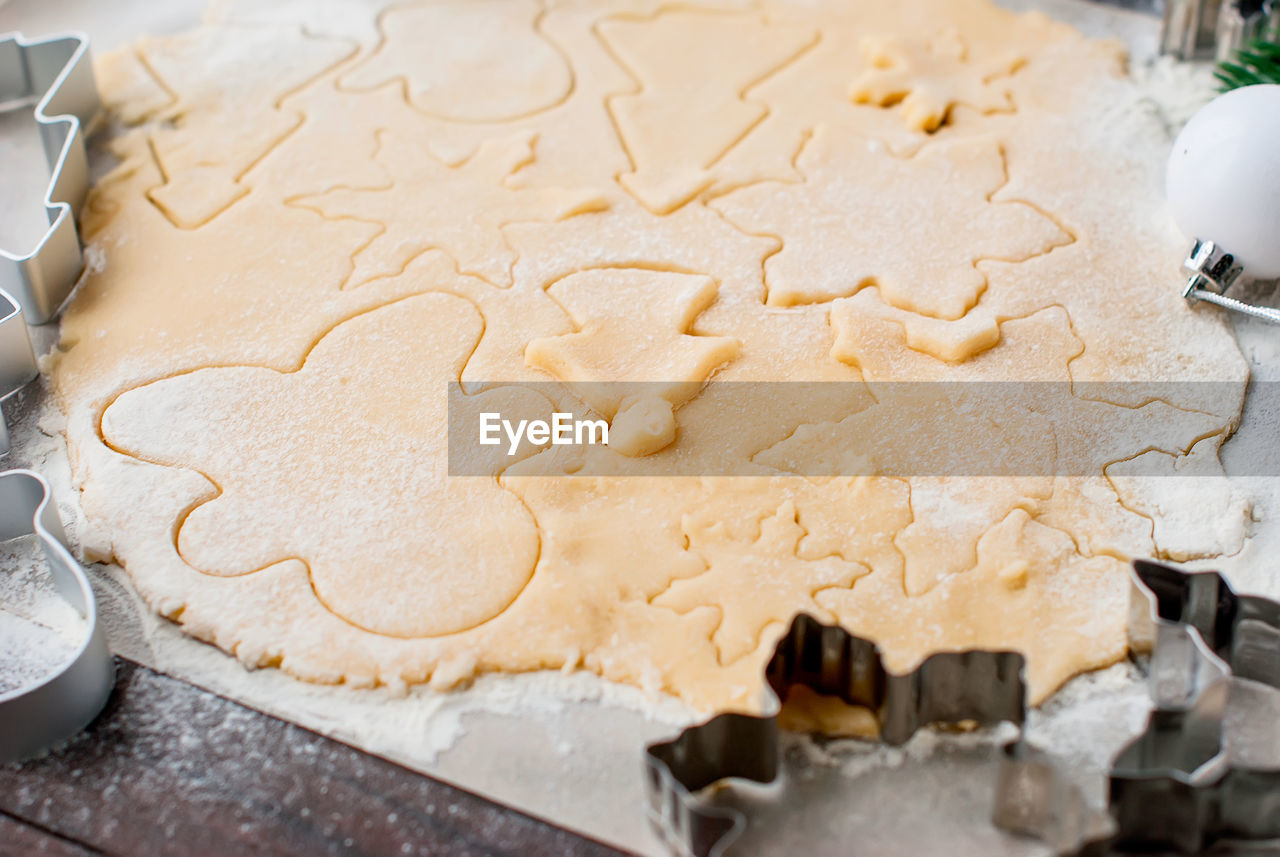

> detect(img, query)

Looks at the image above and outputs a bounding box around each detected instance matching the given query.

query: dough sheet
[55,0,1249,718]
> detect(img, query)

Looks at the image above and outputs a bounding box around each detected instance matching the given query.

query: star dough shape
[652,500,869,664]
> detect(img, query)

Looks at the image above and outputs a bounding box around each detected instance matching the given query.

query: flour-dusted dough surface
[59,0,1248,715]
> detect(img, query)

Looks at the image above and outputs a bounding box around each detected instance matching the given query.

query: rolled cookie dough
[59,0,1247,718]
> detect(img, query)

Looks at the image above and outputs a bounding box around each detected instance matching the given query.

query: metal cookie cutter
[994,559,1280,855]
[647,562,1280,857]
[0,30,110,761]
[0,309,111,759]
[1162,0,1280,61]
[0,469,114,763]
[1,31,99,323]
[0,288,38,453]
[645,613,1027,857]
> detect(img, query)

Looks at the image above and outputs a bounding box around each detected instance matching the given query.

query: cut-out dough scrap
[215,0,640,197]
[294,130,608,288]
[341,0,573,122]
[80,129,161,240]
[526,267,741,419]
[597,7,818,214]
[137,24,356,228]
[703,17,927,197]
[653,500,869,664]
[100,293,547,639]
[850,29,1024,132]
[711,127,1069,316]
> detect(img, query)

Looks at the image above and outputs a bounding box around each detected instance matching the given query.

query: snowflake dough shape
[711,127,1069,318]
[850,29,1024,132]
[99,293,550,639]
[294,130,607,288]
[340,0,572,122]
[653,500,869,664]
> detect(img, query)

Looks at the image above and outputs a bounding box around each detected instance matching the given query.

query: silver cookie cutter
[0,31,110,762]
[1162,0,1280,61]
[645,613,1027,857]
[0,285,111,767]
[0,288,38,454]
[646,561,1280,857]
[995,559,1280,855]
[1,31,99,324]
[0,469,114,763]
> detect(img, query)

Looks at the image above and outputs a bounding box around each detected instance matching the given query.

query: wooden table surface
[0,659,634,857]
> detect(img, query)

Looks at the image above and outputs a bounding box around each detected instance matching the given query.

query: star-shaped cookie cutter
[645,561,1280,856]
[0,31,99,323]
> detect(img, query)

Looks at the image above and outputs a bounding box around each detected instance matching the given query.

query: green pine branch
[1217,37,1280,90]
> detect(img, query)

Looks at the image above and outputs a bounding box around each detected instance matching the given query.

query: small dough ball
[609,395,676,457]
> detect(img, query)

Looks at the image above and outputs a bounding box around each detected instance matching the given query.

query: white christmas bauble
[1166,83,1280,279]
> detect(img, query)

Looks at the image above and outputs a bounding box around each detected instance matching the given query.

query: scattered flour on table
[136,591,699,764]
[0,534,89,694]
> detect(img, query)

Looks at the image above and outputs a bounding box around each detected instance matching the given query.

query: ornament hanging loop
[1182,238,1243,296]
[1182,238,1280,324]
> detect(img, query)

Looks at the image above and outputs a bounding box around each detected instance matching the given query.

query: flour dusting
[0,534,89,694]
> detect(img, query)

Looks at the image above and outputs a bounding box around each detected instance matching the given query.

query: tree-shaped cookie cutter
[645,561,1280,856]
[0,31,99,323]
[0,31,111,762]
